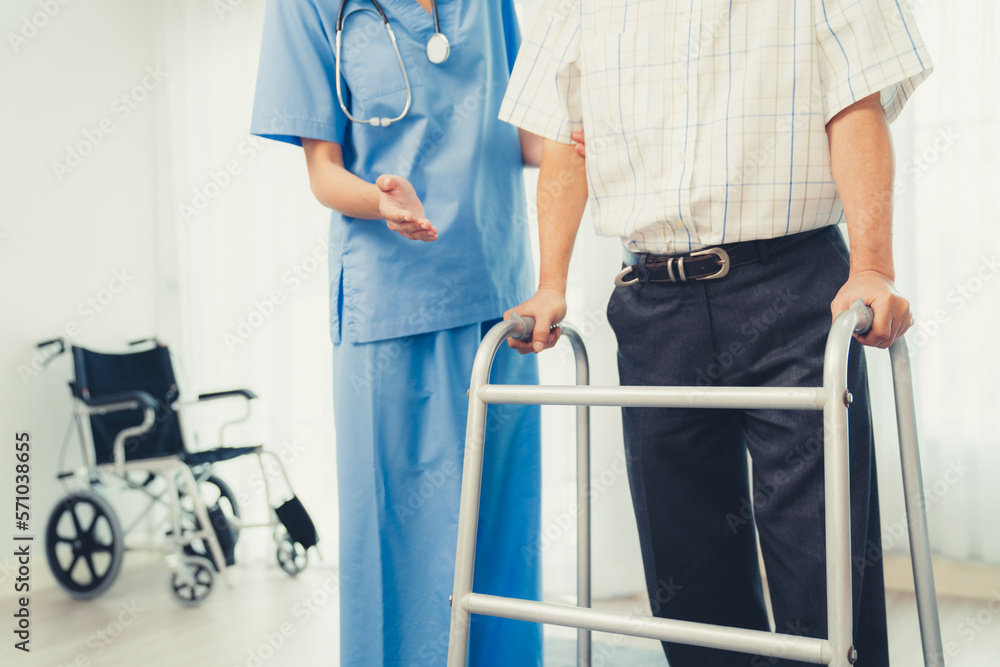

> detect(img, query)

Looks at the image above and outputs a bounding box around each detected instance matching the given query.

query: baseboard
[883,554,1000,601]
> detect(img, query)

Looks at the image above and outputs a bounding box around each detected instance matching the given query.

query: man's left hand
[831,270,914,348]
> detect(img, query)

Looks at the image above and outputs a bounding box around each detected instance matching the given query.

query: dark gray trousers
[606,226,889,667]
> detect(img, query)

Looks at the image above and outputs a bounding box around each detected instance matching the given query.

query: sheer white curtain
[150,0,997,591]
[151,0,339,567]
[872,1,1000,565]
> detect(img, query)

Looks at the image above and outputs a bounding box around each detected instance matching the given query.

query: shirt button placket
[677,2,701,236]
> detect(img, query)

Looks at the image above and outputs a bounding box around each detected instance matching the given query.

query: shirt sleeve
[498,0,582,143]
[250,0,348,147]
[814,0,933,124]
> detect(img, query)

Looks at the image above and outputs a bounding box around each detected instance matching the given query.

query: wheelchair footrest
[275,496,319,549]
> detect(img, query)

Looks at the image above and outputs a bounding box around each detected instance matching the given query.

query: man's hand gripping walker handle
[850,298,875,336]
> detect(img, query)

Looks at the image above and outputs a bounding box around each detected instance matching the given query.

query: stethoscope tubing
[334,0,447,127]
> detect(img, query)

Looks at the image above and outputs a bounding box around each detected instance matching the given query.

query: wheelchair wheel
[169,555,215,606]
[180,474,241,536]
[179,475,240,568]
[45,492,124,599]
[276,532,308,576]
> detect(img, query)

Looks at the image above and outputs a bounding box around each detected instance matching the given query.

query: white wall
[0,0,166,547]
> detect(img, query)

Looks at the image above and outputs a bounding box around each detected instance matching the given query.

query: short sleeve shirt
[500,0,933,254]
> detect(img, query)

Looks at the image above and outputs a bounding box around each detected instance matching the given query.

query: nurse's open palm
[377,175,438,242]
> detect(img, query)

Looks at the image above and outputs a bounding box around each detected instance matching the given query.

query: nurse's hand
[505,288,567,354]
[570,130,586,158]
[376,175,438,242]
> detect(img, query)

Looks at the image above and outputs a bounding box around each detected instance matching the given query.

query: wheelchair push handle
[35,337,67,368]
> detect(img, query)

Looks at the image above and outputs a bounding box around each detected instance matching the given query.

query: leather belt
[615,228,826,286]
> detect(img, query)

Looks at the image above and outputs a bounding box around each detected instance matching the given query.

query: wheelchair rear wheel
[45,492,124,599]
[179,474,241,568]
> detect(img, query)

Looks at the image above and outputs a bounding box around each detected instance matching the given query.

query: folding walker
[447,300,944,667]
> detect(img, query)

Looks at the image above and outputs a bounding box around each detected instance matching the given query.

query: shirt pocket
[579,32,651,139]
[338,9,425,119]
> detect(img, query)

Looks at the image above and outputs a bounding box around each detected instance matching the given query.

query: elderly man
[502,2,931,665]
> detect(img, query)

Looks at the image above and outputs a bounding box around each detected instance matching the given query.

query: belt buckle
[690,247,731,280]
[614,265,640,286]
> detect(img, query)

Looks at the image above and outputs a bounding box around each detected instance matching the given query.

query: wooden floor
[3,552,999,666]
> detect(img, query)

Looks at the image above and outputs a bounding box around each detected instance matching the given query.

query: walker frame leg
[890,341,945,666]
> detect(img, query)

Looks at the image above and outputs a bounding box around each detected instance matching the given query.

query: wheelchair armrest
[197,389,258,401]
[83,390,159,412]
[78,391,158,475]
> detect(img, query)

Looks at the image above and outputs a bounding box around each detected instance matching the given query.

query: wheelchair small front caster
[276,532,308,576]
[169,555,215,606]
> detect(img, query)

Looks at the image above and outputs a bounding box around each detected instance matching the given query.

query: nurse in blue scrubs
[250,1,543,665]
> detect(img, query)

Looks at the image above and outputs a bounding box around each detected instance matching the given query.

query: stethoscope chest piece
[426,32,450,64]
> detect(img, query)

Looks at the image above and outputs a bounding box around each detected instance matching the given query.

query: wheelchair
[36,337,320,606]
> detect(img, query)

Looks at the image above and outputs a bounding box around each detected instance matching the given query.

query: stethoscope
[335,0,450,127]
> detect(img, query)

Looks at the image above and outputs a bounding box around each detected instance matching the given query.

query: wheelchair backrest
[71,345,185,463]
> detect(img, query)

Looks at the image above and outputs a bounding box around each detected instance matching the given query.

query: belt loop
[636,254,649,283]
[757,238,772,265]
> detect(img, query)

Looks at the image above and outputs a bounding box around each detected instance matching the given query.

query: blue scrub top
[251,0,534,344]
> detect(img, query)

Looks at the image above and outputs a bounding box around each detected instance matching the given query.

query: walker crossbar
[478,385,826,411]
[446,300,945,667]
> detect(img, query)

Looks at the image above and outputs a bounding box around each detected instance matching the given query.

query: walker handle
[508,312,536,342]
[850,298,875,336]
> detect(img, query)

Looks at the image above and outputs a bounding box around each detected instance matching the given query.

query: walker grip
[508,312,536,342]
[851,298,875,336]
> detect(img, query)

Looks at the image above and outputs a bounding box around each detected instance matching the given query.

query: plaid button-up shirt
[500,0,933,253]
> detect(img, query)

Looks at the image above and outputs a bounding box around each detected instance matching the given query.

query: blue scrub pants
[332,320,543,667]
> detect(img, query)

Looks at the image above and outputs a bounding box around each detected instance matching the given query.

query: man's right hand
[505,288,568,354]
[376,174,438,242]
